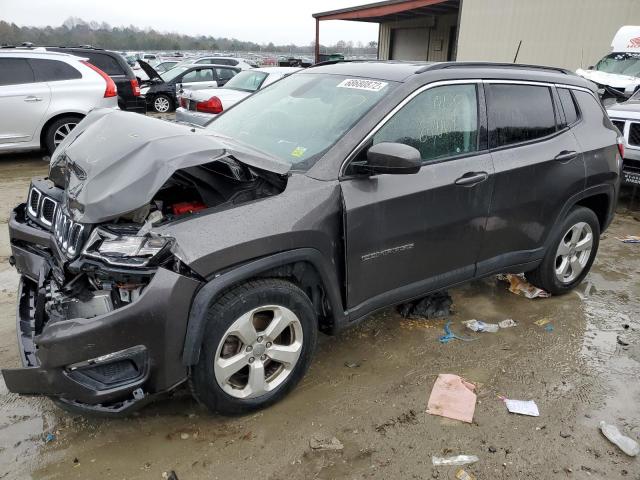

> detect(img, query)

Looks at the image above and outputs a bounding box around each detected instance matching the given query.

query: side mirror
[366,142,421,175]
[588,65,595,70]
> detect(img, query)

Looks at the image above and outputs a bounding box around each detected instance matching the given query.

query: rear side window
[373,83,479,163]
[215,67,237,82]
[29,59,82,82]
[558,88,579,126]
[0,58,35,85]
[84,53,125,76]
[487,84,557,148]
[573,90,610,126]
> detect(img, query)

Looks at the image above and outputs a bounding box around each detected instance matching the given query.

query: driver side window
[372,83,479,164]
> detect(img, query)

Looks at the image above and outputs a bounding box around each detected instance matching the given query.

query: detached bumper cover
[3,215,202,412]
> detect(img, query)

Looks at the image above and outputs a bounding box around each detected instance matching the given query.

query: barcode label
[337,78,388,92]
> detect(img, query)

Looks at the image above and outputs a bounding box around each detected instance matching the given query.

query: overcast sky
[0,0,379,45]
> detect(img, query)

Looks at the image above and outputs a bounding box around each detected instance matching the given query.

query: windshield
[206,73,395,171]
[161,66,190,82]
[223,70,269,92]
[595,52,640,77]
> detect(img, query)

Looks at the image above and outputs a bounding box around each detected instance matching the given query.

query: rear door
[180,67,218,90]
[0,57,51,145]
[341,81,495,309]
[476,81,585,275]
[214,67,238,87]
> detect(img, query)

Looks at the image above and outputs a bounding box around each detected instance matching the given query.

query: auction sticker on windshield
[337,79,388,92]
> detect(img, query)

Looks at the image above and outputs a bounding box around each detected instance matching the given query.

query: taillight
[81,60,117,98]
[196,96,223,114]
[617,136,625,158]
[130,78,141,96]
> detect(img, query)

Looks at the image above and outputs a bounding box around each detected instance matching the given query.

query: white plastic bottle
[600,421,640,456]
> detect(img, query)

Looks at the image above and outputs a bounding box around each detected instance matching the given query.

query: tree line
[0,17,377,55]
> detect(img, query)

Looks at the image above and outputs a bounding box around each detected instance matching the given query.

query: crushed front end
[4,180,201,414]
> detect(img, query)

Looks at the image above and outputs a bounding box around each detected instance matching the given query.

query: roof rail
[415,62,573,75]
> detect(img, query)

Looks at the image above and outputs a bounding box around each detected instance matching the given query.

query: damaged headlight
[83,229,174,267]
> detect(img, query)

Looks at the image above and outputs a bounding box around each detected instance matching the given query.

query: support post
[315,18,320,64]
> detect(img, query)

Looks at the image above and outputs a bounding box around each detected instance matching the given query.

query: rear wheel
[151,94,172,113]
[525,206,600,295]
[44,116,81,154]
[191,279,317,415]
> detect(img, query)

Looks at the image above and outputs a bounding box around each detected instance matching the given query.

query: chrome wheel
[153,96,170,112]
[53,122,77,148]
[214,305,303,399]
[555,221,593,284]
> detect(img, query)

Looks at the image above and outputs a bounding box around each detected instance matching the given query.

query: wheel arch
[182,248,345,366]
[39,112,85,149]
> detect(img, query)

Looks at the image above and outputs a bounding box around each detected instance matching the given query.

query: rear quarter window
[29,59,82,82]
[84,53,125,76]
[487,83,557,148]
[558,88,580,126]
[573,90,610,126]
[0,58,35,85]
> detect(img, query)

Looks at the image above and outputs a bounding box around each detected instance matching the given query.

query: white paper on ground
[504,399,539,417]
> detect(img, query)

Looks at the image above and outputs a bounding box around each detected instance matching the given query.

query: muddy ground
[1,146,639,480]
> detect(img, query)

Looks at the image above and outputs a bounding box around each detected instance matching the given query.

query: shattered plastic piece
[427,374,477,423]
[439,321,477,344]
[616,235,640,244]
[534,318,551,326]
[498,319,518,328]
[309,436,344,451]
[503,398,540,417]
[544,324,554,333]
[44,433,56,443]
[432,455,479,466]
[463,319,499,333]
[162,471,179,480]
[497,274,550,299]
[599,421,640,456]
[456,468,477,480]
[397,291,452,319]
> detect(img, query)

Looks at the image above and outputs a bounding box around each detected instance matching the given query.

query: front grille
[629,123,640,147]
[28,188,41,217]
[53,209,86,257]
[26,186,58,230]
[40,197,56,226]
[612,120,625,134]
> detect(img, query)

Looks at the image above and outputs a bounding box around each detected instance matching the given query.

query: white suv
[176,56,258,70]
[0,49,118,154]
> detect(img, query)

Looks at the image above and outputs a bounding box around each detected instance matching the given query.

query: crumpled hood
[51,108,290,224]
[576,68,640,90]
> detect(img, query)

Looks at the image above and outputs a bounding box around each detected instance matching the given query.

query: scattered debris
[309,435,344,451]
[455,468,477,480]
[463,320,499,333]
[397,291,452,319]
[616,336,630,347]
[544,324,554,333]
[534,318,552,326]
[431,455,479,466]
[488,446,497,453]
[427,374,477,423]
[599,421,639,456]
[44,433,56,444]
[344,361,361,368]
[375,409,418,434]
[501,398,540,417]
[560,431,572,439]
[439,321,477,344]
[162,471,179,480]
[497,274,550,299]
[498,318,518,328]
[616,235,640,243]
[180,433,189,440]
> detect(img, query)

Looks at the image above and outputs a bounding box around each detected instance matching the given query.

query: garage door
[390,27,429,61]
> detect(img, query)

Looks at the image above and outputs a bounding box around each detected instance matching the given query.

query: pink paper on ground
[426,374,477,423]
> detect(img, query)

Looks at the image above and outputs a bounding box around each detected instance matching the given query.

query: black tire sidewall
[152,94,173,113]
[538,207,600,295]
[192,279,318,415]
[45,116,80,154]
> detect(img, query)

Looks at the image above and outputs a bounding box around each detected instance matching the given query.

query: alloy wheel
[154,96,170,112]
[555,221,593,284]
[53,122,77,148]
[213,305,303,399]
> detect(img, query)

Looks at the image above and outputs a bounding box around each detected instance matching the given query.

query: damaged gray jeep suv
[3,62,621,415]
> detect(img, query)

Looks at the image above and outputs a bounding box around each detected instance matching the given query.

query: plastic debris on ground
[616,235,640,244]
[501,398,540,417]
[309,435,344,451]
[544,324,554,332]
[456,468,477,480]
[534,318,551,326]
[463,319,499,333]
[162,472,179,480]
[439,321,477,344]
[427,374,477,423]
[44,433,56,443]
[498,318,518,328]
[397,291,452,319]
[432,454,479,466]
[497,273,550,299]
[599,421,640,456]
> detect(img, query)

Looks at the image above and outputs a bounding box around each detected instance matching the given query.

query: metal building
[313,0,640,70]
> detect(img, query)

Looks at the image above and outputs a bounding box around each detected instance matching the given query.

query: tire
[525,206,600,295]
[191,278,318,415]
[151,94,173,113]
[44,116,81,154]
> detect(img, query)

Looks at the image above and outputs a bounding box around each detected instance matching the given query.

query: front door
[341,82,495,310]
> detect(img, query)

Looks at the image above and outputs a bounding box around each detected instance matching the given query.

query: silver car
[607,91,640,185]
[0,49,118,154]
[176,67,301,126]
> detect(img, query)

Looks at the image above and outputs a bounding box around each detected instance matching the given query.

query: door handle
[24,96,42,102]
[455,171,489,186]
[554,150,578,162]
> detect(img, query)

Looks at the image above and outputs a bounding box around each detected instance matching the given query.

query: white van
[577,26,640,101]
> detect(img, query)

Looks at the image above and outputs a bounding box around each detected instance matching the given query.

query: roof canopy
[312,0,459,23]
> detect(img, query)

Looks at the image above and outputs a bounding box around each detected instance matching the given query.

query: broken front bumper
[2,206,201,414]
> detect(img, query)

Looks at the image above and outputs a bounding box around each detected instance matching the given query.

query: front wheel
[525,206,600,295]
[151,94,173,113]
[191,279,318,415]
